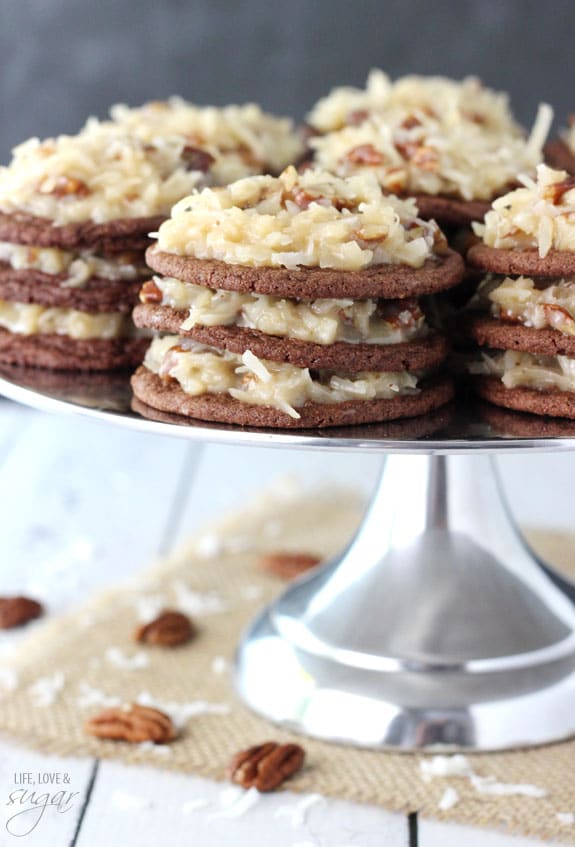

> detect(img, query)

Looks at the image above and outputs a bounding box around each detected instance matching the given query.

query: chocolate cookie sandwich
[0,122,208,370]
[306,71,552,227]
[132,167,463,428]
[466,165,575,418]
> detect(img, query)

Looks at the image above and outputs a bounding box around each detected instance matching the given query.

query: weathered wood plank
[75,760,408,847]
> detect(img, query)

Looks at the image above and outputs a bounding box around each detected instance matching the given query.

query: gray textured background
[1,0,573,163]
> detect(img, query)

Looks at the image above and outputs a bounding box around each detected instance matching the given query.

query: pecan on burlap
[227,742,305,791]
[85,704,176,744]
[134,609,195,647]
[258,551,322,580]
[0,596,43,629]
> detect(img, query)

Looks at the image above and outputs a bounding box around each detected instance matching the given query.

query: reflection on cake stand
[1,366,575,751]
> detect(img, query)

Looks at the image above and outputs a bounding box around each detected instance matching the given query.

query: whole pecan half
[227,742,305,791]
[85,704,176,743]
[134,609,195,647]
[259,551,322,580]
[0,596,43,629]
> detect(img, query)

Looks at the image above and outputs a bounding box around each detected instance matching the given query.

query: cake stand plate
[1,365,575,752]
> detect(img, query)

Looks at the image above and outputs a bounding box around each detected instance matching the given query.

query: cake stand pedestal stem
[235,454,575,750]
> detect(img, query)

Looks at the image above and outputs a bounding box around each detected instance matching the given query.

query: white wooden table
[0,396,568,847]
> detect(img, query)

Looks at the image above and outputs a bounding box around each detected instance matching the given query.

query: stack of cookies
[466,164,575,419]
[131,166,463,428]
[0,101,302,371]
[306,70,552,228]
[0,123,205,370]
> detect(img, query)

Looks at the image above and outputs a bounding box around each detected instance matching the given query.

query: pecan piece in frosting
[0,596,43,629]
[41,176,91,198]
[543,175,575,204]
[139,279,163,304]
[85,704,176,744]
[345,143,385,166]
[259,551,322,580]
[181,145,215,173]
[227,742,305,791]
[135,609,196,647]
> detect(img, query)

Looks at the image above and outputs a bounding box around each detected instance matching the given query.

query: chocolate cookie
[130,366,454,429]
[0,329,148,371]
[133,303,448,372]
[0,268,143,313]
[413,194,491,227]
[145,247,465,300]
[477,375,575,420]
[467,244,575,277]
[544,139,575,174]
[478,400,575,437]
[468,315,575,358]
[131,392,454,439]
[0,212,164,251]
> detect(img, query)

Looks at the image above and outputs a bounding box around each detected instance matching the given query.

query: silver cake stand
[1,366,575,752]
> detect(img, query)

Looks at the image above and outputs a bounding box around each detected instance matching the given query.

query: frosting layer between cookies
[144,336,420,419]
[0,301,131,339]
[155,167,444,270]
[474,275,575,336]
[471,350,575,393]
[141,277,427,346]
[0,242,146,287]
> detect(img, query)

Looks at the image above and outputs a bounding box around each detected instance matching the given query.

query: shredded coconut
[28,672,65,707]
[420,754,546,800]
[152,275,427,347]
[475,274,575,336]
[106,97,303,182]
[308,70,523,136]
[470,349,575,393]
[134,593,166,622]
[470,776,547,798]
[438,787,460,811]
[475,164,575,257]
[0,300,131,340]
[211,656,229,675]
[274,794,325,827]
[136,690,230,729]
[0,123,206,224]
[195,534,224,558]
[0,667,19,693]
[182,798,210,814]
[105,647,149,670]
[172,580,227,615]
[154,166,446,271]
[308,71,551,202]
[76,681,122,709]
[420,754,474,781]
[138,741,172,756]
[557,812,575,825]
[208,786,261,819]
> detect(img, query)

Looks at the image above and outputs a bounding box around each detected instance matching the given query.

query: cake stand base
[235,454,575,750]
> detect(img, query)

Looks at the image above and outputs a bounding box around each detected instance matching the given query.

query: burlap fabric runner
[0,487,574,843]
